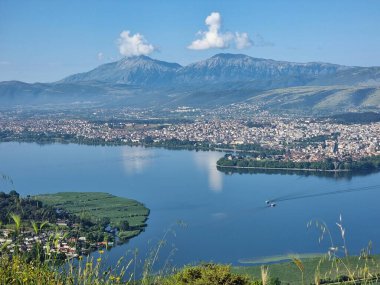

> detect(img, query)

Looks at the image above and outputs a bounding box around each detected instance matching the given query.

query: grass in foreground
[234,254,380,285]
[0,254,260,285]
[3,251,380,285]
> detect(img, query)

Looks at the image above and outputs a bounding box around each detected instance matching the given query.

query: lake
[1,142,380,268]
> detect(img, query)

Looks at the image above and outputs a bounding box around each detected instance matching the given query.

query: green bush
[0,255,62,285]
[161,263,259,285]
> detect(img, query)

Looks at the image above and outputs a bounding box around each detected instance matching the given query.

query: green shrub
[0,255,62,285]
[161,263,259,285]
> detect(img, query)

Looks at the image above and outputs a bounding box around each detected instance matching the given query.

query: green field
[35,192,149,235]
[233,254,380,284]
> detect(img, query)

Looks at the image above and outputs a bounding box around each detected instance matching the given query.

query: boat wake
[266,184,380,205]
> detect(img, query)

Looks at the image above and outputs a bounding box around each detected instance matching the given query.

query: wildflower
[99,250,104,254]
[97,258,102,262]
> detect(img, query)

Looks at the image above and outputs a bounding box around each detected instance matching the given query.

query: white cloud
[97,52,104,61]
[188,12,253,50]
[188,12,233,50]
[235,32,252,49]
[117,30,155,57]
[252,33,274,47]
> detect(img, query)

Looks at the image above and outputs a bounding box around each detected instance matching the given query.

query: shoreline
[216,163,352,172]
[2,139,379,174]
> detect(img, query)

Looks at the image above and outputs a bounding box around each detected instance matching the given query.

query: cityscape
[1,106,379,163]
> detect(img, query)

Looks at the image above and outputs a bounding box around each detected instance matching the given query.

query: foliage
[0,255,63,285]
[161,263,258,285]
[118,220,130,231]
[0,252,131,285]
[0,255,265,285]
[3,215,380,284]
[217,155,380,172]
[235,216,380,285]
[0,190,76,225]
[0,190,150,263]
[31,192,150,249]
[330,111,380,124]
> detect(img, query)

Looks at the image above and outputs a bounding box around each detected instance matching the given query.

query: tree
[143,136,154,144]
[100,217,111,228]
[9,190,19,198]
[118,220,130,231]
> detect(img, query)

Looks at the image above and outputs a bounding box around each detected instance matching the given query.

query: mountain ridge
[61,55,182,86]
[60,53,357,87]
[1,53,380,113]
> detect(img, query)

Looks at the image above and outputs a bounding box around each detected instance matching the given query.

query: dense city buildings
[1,105,379,163]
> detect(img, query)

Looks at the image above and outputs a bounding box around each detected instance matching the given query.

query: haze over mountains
[1,53,380,113]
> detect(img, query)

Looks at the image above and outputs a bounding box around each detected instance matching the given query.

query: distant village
[0,219,114,259]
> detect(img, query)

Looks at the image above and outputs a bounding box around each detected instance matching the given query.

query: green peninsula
[35,192,150,240]
[0,191,149,261]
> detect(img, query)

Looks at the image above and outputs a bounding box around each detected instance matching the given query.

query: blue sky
[1,0,379,83]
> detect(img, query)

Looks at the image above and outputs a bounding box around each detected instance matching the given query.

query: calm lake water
[1,142,380,267]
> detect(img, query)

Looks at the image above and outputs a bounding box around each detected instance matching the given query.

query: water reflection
[211,212,227,219]
[217,167,380,180]
[0,174,14,192]
[121,147,156,175]
[193,152,223,192]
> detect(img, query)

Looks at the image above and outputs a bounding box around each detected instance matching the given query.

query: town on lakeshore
[1,104,379,166]
[0,221,103,260]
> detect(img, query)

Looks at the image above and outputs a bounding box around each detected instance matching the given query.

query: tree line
[217,155,380,171]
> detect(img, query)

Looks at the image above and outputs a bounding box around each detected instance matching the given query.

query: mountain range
[1,53,380,113]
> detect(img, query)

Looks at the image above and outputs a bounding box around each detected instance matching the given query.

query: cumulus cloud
[117,30,155,57]
[188,12,252,50]
[188,12,232,50]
